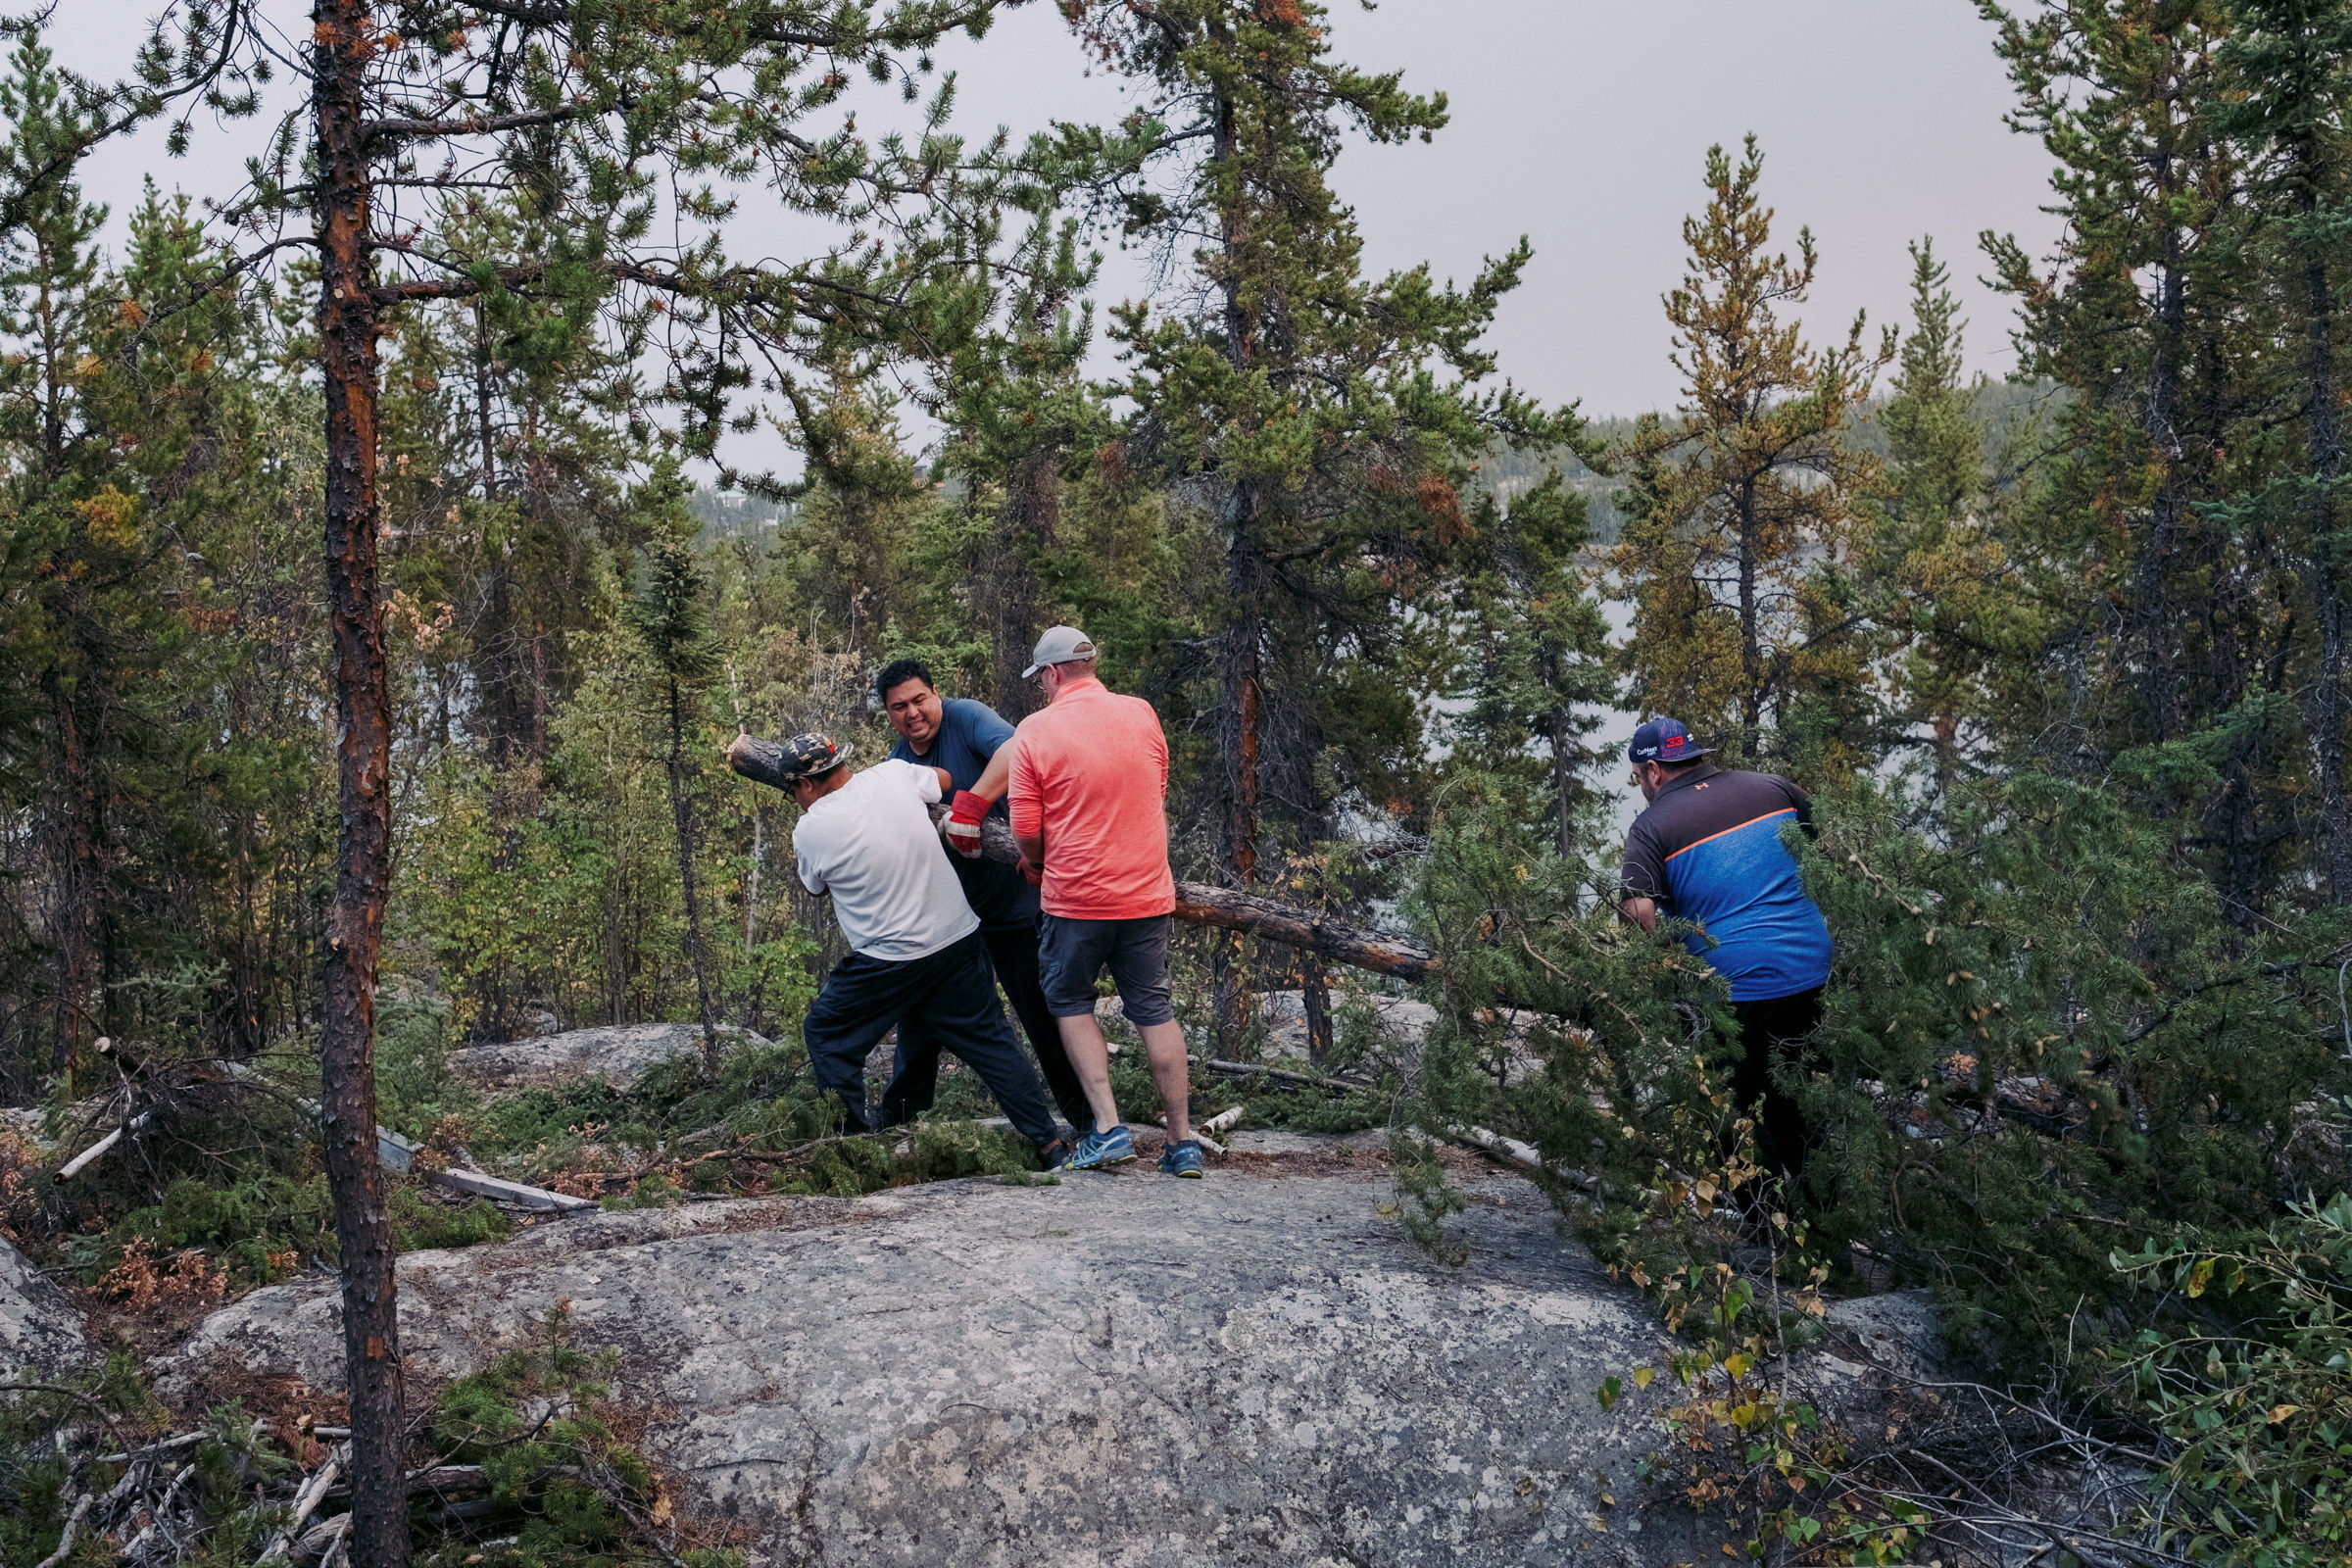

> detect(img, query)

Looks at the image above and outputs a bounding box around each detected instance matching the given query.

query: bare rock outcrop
[161,1152,1708,1566]
[448,1022,774,1093]
[2,1234,91,1380]
[1254,989,1440,1062]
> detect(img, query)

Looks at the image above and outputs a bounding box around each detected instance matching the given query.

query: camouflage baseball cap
[771,731,854,782]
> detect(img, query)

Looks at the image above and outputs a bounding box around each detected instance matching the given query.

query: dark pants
[1728,986,1826,1184]
[803,930,1058,1147]
[883,921,1094,1136]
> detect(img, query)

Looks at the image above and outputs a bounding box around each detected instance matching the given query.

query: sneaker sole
[1060,1150,1140,1173]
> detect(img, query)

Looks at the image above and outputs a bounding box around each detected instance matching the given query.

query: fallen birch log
[53,1112,150,1183]
[726,732,1437,982]
[204,1061,596,1214]
[373,1123,597,1212]
[1442,1123,1600,1195]
[259,1444,344,1563]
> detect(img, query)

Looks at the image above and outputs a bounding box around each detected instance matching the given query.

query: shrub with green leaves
[2117,1192,2352,1565]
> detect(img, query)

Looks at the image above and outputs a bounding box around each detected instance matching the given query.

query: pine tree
[929,206,1111,713]
[1612,136,1889,771]
[65,4,1042,1555]
[91,188,331,1062]
[780,367,930,657]
[0,32,102,475]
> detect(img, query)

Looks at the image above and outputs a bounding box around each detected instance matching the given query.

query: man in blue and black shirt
[875,659,1092,1143]
[1619,718,1833,1180]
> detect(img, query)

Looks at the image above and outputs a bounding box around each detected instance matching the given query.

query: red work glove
[945,790,990,857]
[1017,857,1044,889]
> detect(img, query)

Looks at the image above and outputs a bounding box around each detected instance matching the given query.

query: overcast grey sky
[53,0,2061,421]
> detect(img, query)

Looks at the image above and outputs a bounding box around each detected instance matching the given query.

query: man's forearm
[1620,895,1658,933]
[971,746,1013,804]
[1014,831,1046,866]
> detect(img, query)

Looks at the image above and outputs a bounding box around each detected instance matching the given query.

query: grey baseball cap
[1021,625,1098,679]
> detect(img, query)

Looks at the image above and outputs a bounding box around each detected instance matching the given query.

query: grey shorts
[1037,913,1175,1028]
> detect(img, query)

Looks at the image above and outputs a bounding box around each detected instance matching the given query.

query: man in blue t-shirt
[1619,718,1833,1180]
[875,658,1093,1142]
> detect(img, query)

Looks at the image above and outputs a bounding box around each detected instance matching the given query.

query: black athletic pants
[1727,986,1826,1184]
[882,920,1094,1136]
[803,929,1058,1146]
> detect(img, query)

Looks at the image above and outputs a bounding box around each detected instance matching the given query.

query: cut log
[1442,1124,1600,1195]
[427,1166,597,1213]
[1172,884,1434,981]
[1156,1115,1224,1155]
[293,1514,352,1564]
[53,1113,149,1183]
[368,1115,594,1212]
[726,734,1438,982]
[260,1446,344,1562]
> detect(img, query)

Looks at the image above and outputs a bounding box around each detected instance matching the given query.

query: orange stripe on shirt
[1661,808,1797,863]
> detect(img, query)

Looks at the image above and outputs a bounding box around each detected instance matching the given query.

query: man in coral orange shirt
[988,626,1199,1176]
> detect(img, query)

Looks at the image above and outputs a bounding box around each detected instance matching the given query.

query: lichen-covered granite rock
[2,1234,90,1380]
[160,1150,1710,1566]
[447,1022,773,1092]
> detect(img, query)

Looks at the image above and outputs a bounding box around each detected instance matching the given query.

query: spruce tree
[1983,0,2292,917]
[2215,0,2352,903]
[0,31,109,1079]
[1065,0,1576,1041]
[628,477,726,1081]
[1870,239,2006,794]
[1612,135,1889,771]
[1446,473,1616,856]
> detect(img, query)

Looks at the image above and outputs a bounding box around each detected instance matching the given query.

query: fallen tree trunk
[372,1124,596,1212]
[53,1113,149,1183]
[726,733,1437,982]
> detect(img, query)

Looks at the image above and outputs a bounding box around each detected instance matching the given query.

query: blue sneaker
[1055,1124,1136,1171]
[1157,1140,1205,1179]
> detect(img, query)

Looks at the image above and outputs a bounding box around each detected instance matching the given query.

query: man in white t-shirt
[776,731,1060,1151]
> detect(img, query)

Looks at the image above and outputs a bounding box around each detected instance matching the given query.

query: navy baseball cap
[1629,717,1710,764]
